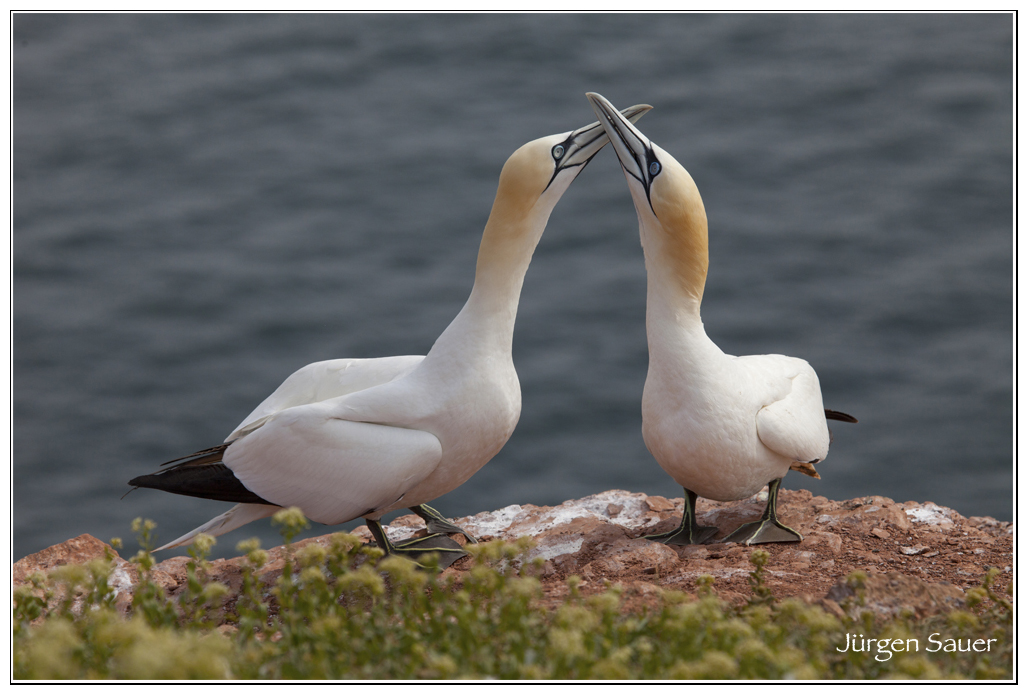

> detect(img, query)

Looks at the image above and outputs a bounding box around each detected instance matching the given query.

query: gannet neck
[426,211,549,365]
[639,159,725,383]
[470,201,550,307]
[427,140,557,361]
[643,255,723,374]
[645,153,709,305]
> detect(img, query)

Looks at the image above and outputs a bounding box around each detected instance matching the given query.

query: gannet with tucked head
[129,104,653,566]
[587,93,855,545]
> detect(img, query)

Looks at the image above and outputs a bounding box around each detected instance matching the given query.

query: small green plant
[746,549,775,607]
[12,515,1014,680]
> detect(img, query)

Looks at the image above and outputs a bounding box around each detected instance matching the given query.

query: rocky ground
[13,489,1013,622]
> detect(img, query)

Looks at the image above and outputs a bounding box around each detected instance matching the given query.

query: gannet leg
[409,504,479,544]
[723,478,802,545]
[644,488,719,546]
[366,518,467,570]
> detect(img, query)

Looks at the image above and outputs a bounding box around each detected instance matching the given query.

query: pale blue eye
[552,145,565,160]
[649,161,661,176]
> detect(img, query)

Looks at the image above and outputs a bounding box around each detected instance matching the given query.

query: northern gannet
[587,93,855,546]
[128,104,653,566]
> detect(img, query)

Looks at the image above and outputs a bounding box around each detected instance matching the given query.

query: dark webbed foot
[410,504,479,544]
[723,478,802,545]
[390,533,467,569]
[646,523,719,546]
[722,518,801,544]
[366,518,468,570]
[644,488,719,546]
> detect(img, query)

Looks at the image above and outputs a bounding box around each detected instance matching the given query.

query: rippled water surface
[13,14,1012,558]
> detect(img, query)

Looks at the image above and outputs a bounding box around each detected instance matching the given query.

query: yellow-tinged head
[489,135,569,223]
[477,104,653,276]
[586,92,709,302]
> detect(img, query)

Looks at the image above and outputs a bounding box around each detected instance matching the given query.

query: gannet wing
[228,355,424,440]
[224,402,442,525]
[754,363,831,465]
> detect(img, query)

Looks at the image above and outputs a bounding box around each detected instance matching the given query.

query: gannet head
[586,92,709,301]
[476,104,653,281]
[491,103,653,222]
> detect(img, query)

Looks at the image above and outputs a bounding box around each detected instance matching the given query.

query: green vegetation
[14,510,1012,679]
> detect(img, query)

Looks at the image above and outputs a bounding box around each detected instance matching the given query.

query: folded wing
[755,367,831,466]
[224,403,442,525]
[228,355,424,440]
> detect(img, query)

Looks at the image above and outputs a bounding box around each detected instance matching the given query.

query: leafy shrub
[13,514,1013,680]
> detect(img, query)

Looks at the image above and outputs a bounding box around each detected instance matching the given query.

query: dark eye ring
[649,161,661,176]
[552,144,565,160]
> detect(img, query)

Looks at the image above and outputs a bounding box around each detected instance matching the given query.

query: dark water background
[13,14,1013,559]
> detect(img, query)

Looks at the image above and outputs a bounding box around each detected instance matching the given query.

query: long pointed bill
[586,92,657,198]
[545,103,652,189]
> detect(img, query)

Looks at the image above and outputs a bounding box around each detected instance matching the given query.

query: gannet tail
[155,503,280,551]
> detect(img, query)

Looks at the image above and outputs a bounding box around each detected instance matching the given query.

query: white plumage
[587,93,853,545]
[132,105,653,559]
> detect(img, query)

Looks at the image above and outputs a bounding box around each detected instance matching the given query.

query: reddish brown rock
[12,534,138,616]
[645,495,676,512]
[14,490,1012,623]
[13,534,118,584]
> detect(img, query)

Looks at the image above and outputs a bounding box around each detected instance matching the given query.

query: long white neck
[425,195,552,365]
[644,253,716,370]
[639,213,723,372]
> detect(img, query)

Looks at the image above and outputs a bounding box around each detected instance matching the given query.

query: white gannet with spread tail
[587,93,855,546]
[129,104,653,566]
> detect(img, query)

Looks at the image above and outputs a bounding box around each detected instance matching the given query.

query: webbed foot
[646,522,719,546]
[643,488,719,546]
[366,518,468,570]
[722,518,801,545]
[391,533,468,569]
[723,478,802,545]
[410,503,479,544]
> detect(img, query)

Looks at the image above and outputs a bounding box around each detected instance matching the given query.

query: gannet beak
[544,103,652,190]
[586,92,660,203]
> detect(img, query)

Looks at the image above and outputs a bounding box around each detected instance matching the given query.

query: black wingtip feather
[129,444,272,505]
[129,464,273,505]
[825,409,858,424]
